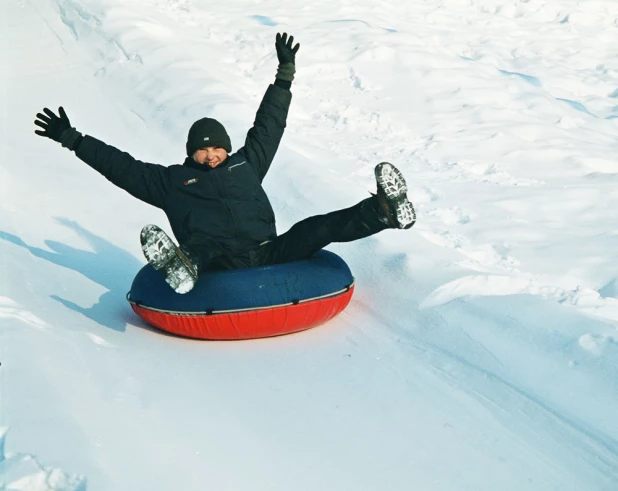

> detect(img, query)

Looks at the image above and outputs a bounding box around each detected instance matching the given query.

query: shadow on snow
[0,217,157,334]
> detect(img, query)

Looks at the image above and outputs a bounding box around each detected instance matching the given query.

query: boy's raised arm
[241,33,299,182]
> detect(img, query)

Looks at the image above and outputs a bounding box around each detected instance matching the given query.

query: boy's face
[192,147,228,168]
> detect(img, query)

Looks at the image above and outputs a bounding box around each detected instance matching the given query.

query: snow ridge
[0,429,86,491]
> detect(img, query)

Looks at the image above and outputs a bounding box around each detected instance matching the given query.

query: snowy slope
[2,0,618,489]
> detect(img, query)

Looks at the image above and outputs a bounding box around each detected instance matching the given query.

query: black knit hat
[186,118,232,156]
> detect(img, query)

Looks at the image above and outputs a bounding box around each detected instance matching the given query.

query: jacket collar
[182,156,229,172]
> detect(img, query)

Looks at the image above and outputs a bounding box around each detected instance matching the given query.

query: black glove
[275,33,300,83]
[275,32,300,65]
[34,107,82,150]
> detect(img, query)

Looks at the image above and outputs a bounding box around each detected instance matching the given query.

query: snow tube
[127,250,354,340]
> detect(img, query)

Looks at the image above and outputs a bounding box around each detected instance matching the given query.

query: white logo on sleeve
[204,137,210,141]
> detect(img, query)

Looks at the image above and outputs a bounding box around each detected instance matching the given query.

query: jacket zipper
[213,167,236,237]
[228,161,246,171]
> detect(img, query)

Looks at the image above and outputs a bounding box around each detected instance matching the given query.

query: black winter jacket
[75,84,292,254]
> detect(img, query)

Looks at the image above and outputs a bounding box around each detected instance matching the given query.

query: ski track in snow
[2,0,618,489]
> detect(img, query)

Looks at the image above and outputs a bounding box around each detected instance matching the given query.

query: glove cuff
[60,127,83,151]
[276,63,296,82]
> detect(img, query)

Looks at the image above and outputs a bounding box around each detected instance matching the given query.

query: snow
[0,428,86,490]
[2,0,618,489]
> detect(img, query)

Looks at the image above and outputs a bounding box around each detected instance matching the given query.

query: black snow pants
[183,196,389,272]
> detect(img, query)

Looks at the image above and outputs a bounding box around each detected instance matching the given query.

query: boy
[34,33,415,294]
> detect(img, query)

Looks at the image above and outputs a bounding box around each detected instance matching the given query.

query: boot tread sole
[375,162,416,229]
[140,225,197,294]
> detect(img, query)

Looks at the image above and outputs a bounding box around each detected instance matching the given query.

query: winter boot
[374,162,416,229]
[140,224,198,294]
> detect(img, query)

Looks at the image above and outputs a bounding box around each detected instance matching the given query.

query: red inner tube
[130,285,354,340]
[128,250,355,340]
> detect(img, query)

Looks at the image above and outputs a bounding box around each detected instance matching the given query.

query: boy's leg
[258,196,386,265]
[259,162,415,265]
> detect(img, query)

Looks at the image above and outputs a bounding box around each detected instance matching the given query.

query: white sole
[375,163,416,229]
[376,162,408,199]
[140,225,197,294]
